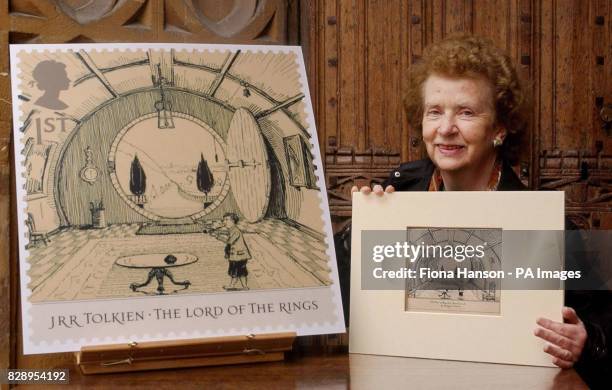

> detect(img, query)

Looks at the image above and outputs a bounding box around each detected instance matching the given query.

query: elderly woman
[348,35,610,388]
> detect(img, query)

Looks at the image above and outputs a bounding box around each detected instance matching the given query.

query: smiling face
[421,74,505,174]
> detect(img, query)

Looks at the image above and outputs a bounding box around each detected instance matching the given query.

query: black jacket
[382,158,526,191]
[335,158,611,388]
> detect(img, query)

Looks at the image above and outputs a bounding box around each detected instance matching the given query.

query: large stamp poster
[10,43,344,354]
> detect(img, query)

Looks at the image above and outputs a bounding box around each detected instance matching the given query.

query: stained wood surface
[77,332,296,375]
[17,352,588,389]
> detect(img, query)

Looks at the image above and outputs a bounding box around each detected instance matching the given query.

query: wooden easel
[76,332,296,375]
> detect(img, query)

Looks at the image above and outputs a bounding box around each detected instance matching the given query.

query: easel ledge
[76,332,297,375]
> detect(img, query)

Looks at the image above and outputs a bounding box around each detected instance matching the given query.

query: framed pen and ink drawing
[350,192,564,367]
[404,227,502,315]
[10,43,344,354]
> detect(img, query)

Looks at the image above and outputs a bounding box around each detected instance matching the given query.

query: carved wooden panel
[536,0,612,228]
[539,150,612,229]
[0,0,294,374]
[7,0,288,43]
[308,0,538,225]
[304,0,610,230]
[325,148,401,222]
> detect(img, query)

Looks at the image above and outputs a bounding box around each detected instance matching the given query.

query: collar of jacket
[384,158,527,192]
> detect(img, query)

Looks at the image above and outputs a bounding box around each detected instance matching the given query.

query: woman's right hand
[350,184,395,196]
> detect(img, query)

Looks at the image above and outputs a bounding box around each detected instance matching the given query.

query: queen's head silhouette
[32,60,70,110]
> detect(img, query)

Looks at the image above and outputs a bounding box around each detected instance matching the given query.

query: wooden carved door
[300,0,611,231]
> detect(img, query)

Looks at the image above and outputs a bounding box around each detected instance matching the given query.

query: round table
[115,253,198,295]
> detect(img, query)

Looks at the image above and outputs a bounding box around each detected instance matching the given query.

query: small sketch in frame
[405,227,502,315]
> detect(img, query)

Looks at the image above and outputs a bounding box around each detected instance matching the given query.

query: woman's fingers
[543,343,575,363]
[533,326,574,351]
[562,306,581,325]
[534,318,586,364]
[373,185,384,196]
[552,357,574,369]
[352,184,394,195]
[536,312,587,361]
[536,317,576,339]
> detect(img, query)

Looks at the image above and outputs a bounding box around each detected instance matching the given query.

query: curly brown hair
[405,35,529,164]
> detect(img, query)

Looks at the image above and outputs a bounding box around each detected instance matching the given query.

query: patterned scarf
[428,159,502,191]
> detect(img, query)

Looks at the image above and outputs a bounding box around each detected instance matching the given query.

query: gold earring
[493,139,503,147]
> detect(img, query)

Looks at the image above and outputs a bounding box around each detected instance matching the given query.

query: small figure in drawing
[438,289,450,299]
[210,213,252,291]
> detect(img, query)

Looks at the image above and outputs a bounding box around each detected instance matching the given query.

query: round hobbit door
[108,112,231,221]
[226,108,271,223]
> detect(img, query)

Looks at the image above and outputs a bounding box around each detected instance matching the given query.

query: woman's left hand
[534,306,588,368]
